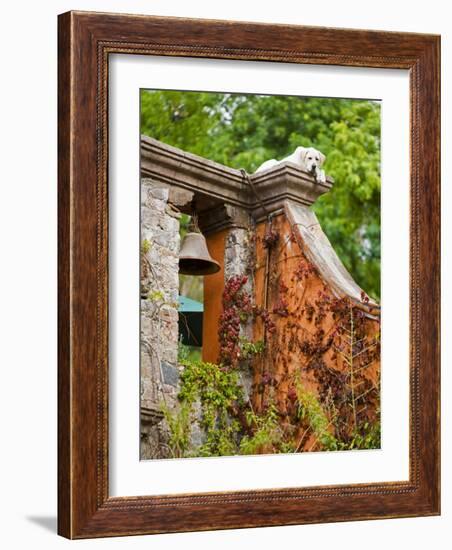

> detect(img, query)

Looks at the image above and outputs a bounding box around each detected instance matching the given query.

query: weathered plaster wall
[252,213,380,450]
[203,230,227,364]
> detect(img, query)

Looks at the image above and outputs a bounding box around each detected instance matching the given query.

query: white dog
[255,146,326,183]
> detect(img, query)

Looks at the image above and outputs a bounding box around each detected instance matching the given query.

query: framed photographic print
[58,11,440,538]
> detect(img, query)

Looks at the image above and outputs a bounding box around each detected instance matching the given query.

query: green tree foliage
[141,90,380,299]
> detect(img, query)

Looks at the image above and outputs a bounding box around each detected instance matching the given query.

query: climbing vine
[164,357,308,457]
[218,275,253,368]
[288,279,381,448]
[218,274,275,369]
[165,218,381,458]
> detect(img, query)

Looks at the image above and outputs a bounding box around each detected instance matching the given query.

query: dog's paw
[315,169,326,184]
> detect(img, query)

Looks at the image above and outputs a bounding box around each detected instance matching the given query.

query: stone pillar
[224,226,255,339]
[202,204,256,395]
[140,178,181,459]
[224,225,256,398]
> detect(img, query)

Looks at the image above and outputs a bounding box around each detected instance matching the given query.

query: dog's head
[301,147,326,173]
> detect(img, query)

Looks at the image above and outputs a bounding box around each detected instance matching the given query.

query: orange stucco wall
[202,230,227,363]
[252,214,380,449]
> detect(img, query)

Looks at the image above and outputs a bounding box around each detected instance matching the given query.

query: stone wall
[224,224,255,399]
[140,178,181,459]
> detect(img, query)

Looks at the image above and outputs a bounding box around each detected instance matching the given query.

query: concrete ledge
[141,136,248,209]
[249,162,333,221]
[140,406,164,427]
[141,135,333,218]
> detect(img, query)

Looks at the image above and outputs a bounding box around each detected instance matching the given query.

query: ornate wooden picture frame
[58,11,440,539]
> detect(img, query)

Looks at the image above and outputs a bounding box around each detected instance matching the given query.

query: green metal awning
[178,295,203,347]
[178,295,203,313]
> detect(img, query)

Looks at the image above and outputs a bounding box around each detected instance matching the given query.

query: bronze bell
[179,232,221,276]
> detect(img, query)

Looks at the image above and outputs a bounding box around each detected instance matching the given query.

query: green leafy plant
[239,337,265,359]
[177,338,202,364]
[141,238,151,254]
[347,418,381,450]
[163,360,244,457]
[239,403,291,455]
[161,400,193,458]
[147,289,165,302]
[164,359,300,457]
[294,382,338,452]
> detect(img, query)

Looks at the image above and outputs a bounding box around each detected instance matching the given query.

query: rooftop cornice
[141,136,248,208]
[249,162,333,221]
[140,135,334,215]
